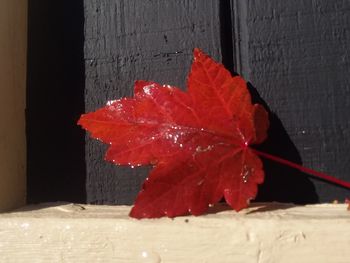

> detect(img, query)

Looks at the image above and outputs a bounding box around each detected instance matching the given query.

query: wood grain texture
[231,0,350,202]
[1,202,350,262]
[84,0,222,204]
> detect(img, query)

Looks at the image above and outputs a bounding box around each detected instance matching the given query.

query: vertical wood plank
[84,0,222,204]
[0,0,27,211]
[231,0,350,202]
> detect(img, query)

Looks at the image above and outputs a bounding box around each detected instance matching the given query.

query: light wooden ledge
[0,202,349,263]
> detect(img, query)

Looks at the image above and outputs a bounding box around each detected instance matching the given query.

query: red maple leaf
[78,49,269,218]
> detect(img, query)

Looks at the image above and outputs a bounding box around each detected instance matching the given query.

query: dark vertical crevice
[26,1,86,203]
[229,0,250,79]
[219,0,235,75]
[220,0,249,78]
[220,0,319,204]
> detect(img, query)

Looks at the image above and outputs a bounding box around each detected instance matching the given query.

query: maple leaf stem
[252,149,350,190]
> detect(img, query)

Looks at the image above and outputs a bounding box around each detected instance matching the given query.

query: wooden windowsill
[0,202,349,262]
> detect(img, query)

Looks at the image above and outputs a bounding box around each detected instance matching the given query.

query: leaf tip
[193,48,206,60]
[252,104,270,144]
[77,114,87,128]
[129,207,141,219]
[134,80,149,95]
[129,205,164,219]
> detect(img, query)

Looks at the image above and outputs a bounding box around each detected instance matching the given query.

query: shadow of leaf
[247,83,319,204]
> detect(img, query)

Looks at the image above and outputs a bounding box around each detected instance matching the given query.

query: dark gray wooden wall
[84,0,350,204]
[27,0,350,204]
[240,0,350,202]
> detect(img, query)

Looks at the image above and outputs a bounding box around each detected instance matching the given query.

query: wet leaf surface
[78,49,269,218]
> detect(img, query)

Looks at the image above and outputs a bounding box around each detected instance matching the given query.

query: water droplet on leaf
[242,165,254,183]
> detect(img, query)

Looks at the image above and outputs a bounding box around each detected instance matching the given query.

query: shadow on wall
[26,0,86,203]
[247,83,319,204]
[219,0,318,204]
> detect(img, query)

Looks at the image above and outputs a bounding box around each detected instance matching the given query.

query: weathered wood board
[1,203,350,262]
[231,0,350,202]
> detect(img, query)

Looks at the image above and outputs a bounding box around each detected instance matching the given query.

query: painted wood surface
[231,0,350,202]
[0,0,27,211]
[1,203,350,262]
